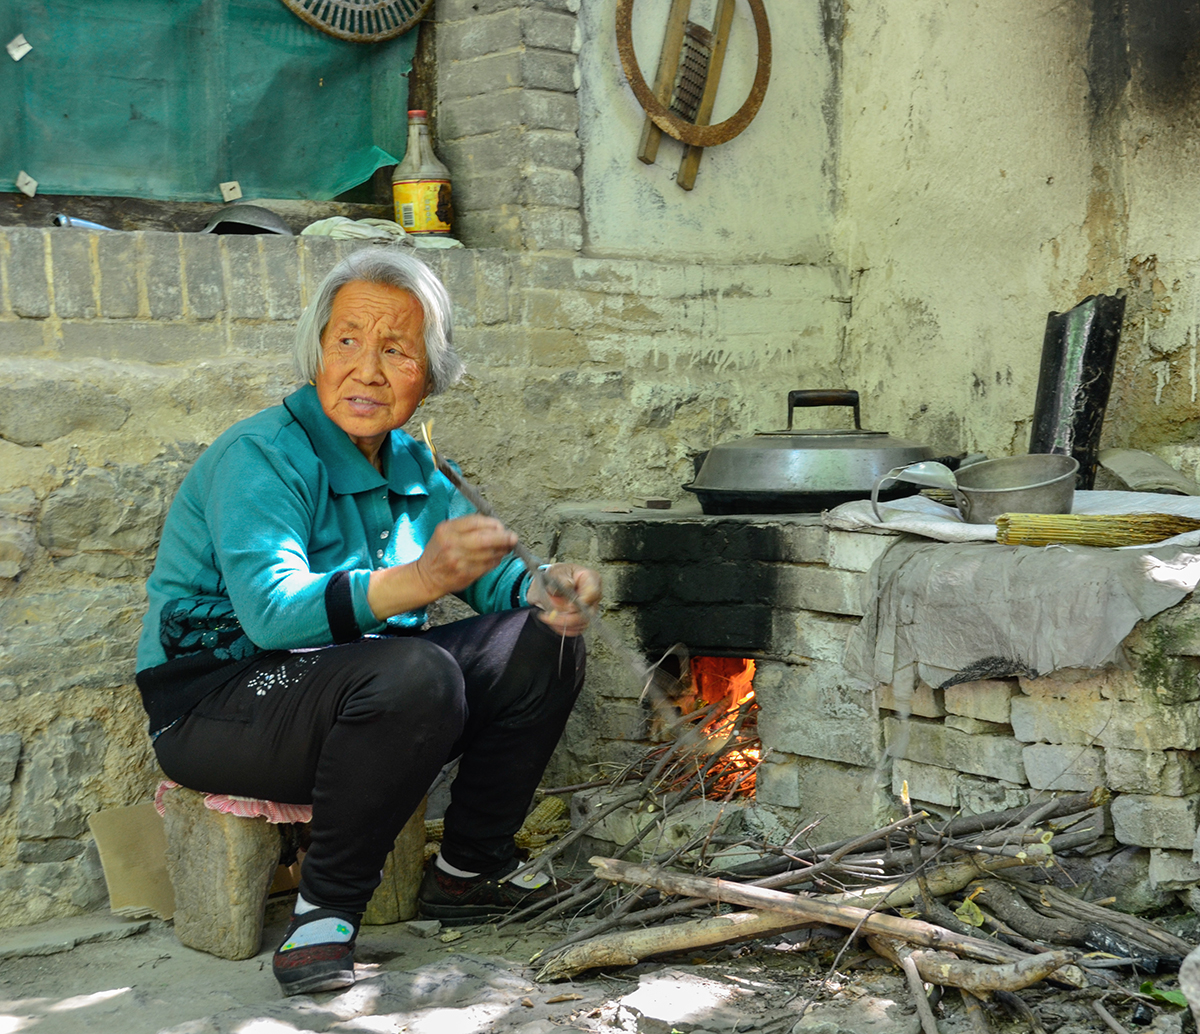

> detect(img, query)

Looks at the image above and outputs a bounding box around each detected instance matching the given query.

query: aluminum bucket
[953,454,1079,525]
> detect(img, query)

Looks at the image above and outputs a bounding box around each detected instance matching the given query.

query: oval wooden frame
[616,0,772,148]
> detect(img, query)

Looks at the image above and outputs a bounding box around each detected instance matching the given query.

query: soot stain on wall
[1088,0,1200,115]
[603,520,787,659]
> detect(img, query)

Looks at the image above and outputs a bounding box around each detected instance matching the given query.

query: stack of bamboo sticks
[996,512,1200,547]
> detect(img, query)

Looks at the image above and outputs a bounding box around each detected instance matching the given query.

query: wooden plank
[636,0,691,165]
[676,0,735,190]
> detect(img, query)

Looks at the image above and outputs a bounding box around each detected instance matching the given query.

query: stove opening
[667,655,761,800]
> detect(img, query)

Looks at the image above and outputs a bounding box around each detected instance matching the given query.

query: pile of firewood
[492,724,1197,1032]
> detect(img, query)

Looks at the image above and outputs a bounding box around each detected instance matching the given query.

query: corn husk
[995,512,1200,547]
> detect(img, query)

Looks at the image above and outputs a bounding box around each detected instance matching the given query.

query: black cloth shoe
[418,858,569,926]
[272,907,360,996]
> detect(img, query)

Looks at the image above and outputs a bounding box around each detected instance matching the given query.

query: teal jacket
[135,384,529,730]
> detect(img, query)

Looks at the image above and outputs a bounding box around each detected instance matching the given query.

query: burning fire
[685,656,760,797]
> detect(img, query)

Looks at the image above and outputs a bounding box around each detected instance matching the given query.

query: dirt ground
[0,896,1193,1034]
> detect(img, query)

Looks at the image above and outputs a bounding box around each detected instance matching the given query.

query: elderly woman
[135,247,600,996]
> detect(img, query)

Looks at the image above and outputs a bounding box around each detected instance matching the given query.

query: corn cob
[995,512,1200,547]
[520,795,567,833]
[423,795,568,851]
[515,820,571,850]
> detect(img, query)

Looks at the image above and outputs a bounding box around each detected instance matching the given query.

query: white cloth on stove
[825,490,1200,547]
[842,535,1200,695]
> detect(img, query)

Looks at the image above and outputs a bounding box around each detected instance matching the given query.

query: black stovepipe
[1028,290,1126,490]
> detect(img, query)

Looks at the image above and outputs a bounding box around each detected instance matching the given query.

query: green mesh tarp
[0,1,416,200]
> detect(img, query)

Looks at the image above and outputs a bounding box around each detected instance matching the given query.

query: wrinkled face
[315,281,429,463]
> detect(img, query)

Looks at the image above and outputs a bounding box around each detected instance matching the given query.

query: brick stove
[551,504,1200,909]
[552,504,893,844]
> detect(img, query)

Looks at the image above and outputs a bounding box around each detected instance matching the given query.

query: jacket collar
[283,384,432,498]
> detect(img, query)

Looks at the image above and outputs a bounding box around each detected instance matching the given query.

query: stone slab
[943,679,1020,724]
[955,776,1030,816]
[1022,743,1106,792]
[1011,693,1200,750]
[162,786,280,961]
[1111,792,1200,849]
[755,660,883,768]
[879,681,946,718]
[944,715,1010,735]
[885,716,1027,784]
[893,757,958,808]
[0,913,150,960]
[758,754,896,841]
[826,530,898,573]
[1149,848,1200,890]
[1105,748,1200,797]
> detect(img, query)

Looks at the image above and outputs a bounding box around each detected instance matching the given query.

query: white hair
[294,247,464,393]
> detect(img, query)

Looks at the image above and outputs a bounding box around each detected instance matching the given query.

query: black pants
[153,608,584,914]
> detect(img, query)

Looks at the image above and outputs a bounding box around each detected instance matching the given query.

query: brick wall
[436,0,583,251]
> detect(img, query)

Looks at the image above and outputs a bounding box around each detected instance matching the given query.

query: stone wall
[0,224,841,927]
[558,509,1200,909]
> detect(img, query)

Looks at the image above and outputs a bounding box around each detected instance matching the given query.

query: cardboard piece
[87,802,175,920]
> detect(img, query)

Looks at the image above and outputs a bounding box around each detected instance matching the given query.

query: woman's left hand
[527,563,602,637]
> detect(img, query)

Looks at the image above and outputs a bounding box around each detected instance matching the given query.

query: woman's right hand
[412,515,519,598]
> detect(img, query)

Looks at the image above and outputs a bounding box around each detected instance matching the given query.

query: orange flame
[689,656,760,797]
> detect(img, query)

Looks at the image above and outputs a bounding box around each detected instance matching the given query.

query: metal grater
[670,23,713,122]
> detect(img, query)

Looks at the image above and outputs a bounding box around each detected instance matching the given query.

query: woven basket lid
[278,0,432,43]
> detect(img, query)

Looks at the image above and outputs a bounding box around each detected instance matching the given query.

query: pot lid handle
[788,389,861,430]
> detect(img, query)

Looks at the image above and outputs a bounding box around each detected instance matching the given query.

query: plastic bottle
[392,110,453,236]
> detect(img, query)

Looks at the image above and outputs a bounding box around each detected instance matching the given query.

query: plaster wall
[834,1,1098,458]
[1116,4,1200,464]
[578,0,838,265]
[835,1,1200,467]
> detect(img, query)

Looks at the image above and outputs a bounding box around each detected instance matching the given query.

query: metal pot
[684,390,936,514]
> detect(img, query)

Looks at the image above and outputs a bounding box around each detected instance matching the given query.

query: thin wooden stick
[1092,1000,1132,1034]
[730,792,1103,878]
[755,814,928,890]
[870,935,1079,994]
[534,910,813,982]
[960,990,991,1034]
[1002,879,1191,957]
[815,853,1042,911]
[993,991,1048,1034]
[901,951,941,1034]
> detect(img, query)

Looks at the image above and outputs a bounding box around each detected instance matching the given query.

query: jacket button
[376,549,384,558]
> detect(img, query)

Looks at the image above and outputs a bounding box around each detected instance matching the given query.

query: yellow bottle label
[393,179,452,234]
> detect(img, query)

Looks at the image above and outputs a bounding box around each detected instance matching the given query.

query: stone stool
[161,785,425,961]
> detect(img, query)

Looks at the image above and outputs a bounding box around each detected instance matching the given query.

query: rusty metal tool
[619,0,772,189]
